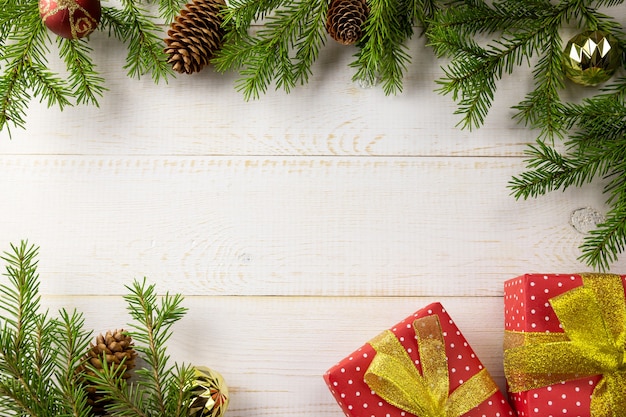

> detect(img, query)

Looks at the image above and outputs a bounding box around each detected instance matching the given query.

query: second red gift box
[324,302,513,417]
[504,273,626,416]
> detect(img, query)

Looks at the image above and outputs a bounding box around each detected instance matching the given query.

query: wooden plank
[37,295,508,417]
[0,34,544,157]
[0,155,617,297]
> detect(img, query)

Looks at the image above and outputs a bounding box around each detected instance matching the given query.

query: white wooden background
[2,22,626,416]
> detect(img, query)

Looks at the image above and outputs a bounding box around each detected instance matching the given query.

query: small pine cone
[164,0,227,74]
[78,330,138,415]
[326,0,369,45]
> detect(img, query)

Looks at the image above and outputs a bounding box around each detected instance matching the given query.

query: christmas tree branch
[350,0,413,93]
[0,0,189,135]
[0,241,69,416]
[0,242,201,416]
[57,309,93,417]
[58,38,107,106]
[88,278,194,417]
[215,0,327,100]
[88,361,151,417]
[0,3,71,136]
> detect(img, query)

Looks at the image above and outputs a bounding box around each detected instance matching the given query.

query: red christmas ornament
[39,0,101,39]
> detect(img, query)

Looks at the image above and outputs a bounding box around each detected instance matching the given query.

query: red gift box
[503,273,626,417]
[324,302,513,417]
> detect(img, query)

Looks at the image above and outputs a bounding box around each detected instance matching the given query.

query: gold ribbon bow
[364,314,498,417]
[504,273,626,417]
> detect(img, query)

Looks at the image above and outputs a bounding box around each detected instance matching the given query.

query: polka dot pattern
[503,273,626,416]
[324,302,514,417]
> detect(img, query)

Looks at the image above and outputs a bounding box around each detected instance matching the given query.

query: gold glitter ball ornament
[562,30,622,86]
[188,366,229,417]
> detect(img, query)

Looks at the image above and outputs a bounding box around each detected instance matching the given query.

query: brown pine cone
[78,329,138,415]
[326,0,369,45]
[164,0,227,74]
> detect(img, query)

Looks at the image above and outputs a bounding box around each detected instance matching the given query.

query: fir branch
[0,244,197,416]
[216,0,327,100]
[158,0,188,24]
[291,0,328,85]
[89,278,193,417]
[509,137,620,200]
[124,278,187,415]
[87,359,150,417]
[0,2,72,136]
[431,12,553,128]
[351,0,414,94]
[0,241,60,416]
[117,0,173,82]
[57,37,107,106]
[0,241,42,355]
[429,0,624,130]
[510,97,626,268]
[56,309,93,417]
[165,363,196,416]
[221,0,288,32]
[579,188,626,271]
[511,26,566,140]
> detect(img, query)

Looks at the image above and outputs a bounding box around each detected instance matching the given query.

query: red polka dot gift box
[503,273,626,417]
[324,302,514,417]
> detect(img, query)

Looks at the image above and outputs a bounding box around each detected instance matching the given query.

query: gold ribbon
[504,273,626,417]
[364,314,498,417]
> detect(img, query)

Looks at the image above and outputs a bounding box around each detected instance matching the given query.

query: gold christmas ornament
[562,30,622,86]
[326,0,369,45]
[189,366,229,417]
[78,329,138,415]
[164,0,226,74]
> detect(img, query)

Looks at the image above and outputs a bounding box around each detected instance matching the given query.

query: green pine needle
[215,0,328,100]
[0,0,187,135]
[0,241,94,416]
[87,277,195,417]
[0,242,197,416]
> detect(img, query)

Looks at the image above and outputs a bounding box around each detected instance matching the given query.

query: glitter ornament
[39,0,101,39]
[188,366,229,417]
[562,30,622,86]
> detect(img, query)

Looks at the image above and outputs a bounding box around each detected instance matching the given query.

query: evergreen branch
[87,359,150,417]
[432,22,550,129]
[351,0,414,94]
[118,0,173,82]
[56,309,93,417]
[25,62,74,109]
[217,0,325,100]
[220,0,288,32]
[508,138,619,199]
[57,37,107,106]
[291,0,327,85]
[124,278,188,416]
[0,241,41,356]
[100,6,133,40]
[0,2,73,136]
[512,26,565,140]
[158,0,188,24]
[0,241,49,416]
[0,244,197,416]
[426,0,538,39]
[579,186,626,271]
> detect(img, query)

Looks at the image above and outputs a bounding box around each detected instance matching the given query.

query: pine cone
[78,329,138,415]
[326,0,369,45]
[164,0,226,74]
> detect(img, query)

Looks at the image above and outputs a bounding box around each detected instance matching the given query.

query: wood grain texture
[0,156,618,297]
[1,34,541,157]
